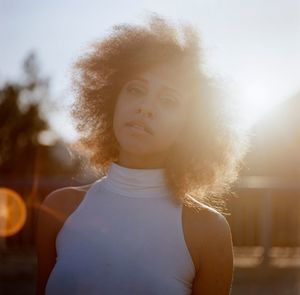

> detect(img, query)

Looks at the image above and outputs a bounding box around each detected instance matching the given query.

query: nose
[137,98,155,118]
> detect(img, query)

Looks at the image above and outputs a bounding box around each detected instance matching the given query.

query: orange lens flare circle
[0,187,27,237]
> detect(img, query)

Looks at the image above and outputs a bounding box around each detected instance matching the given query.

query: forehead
[127,63,188,94]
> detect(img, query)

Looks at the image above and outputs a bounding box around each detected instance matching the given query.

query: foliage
[0,52,49,176]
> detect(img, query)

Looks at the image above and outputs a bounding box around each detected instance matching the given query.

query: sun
[235,83,287,130]
[238,98,273,129]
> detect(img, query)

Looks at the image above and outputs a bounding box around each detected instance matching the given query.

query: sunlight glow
[0,188,27,237]
[239,98,274,129]
[235,86,289,129]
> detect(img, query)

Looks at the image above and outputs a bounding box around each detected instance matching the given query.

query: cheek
[155,112,187,145]
[113,94,132,125]
[112,100,124,139]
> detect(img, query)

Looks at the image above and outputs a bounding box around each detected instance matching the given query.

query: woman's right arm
[35,189,65,295]
[35,186,89,294]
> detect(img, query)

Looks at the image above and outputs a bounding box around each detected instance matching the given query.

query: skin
[113,63,191,169]
[36,64,234,295]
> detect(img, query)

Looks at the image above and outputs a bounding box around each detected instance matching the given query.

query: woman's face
[113,63,191,168]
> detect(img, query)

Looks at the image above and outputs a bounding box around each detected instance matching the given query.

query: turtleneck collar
[101,162,171,198]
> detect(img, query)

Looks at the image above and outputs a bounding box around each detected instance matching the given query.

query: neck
[101,161,171,199]
[117,150,167,169]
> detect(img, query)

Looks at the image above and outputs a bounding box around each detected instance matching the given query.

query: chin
[117,134,150,151]
[122,145,153,156]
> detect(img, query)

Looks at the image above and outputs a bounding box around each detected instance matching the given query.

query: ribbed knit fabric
[45,162,196,295]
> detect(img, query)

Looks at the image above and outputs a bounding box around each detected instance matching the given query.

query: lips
[125,120,153,135]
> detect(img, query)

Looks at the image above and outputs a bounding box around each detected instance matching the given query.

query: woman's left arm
[192,213,234,295]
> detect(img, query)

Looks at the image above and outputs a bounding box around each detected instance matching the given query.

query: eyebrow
[129,76,148,84]
[128,76,182,98]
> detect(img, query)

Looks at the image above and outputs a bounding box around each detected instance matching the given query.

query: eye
[160,95,178,107]
[126,84,145,96]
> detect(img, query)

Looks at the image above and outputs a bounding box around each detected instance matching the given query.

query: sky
[1,0,300,142]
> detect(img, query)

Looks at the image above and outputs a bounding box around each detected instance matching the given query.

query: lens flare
[0,188,27,237]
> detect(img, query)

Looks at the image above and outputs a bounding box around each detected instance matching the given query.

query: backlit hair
[70,14,248,213]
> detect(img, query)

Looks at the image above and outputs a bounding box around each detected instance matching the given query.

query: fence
[1,175,300,265]
[227,176,300,266]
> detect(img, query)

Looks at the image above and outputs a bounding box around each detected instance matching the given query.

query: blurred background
[1,0,300,294]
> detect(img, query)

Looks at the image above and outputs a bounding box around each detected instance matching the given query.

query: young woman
[36,15,247,295]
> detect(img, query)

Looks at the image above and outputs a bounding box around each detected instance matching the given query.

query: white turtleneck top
[45,162,196,295]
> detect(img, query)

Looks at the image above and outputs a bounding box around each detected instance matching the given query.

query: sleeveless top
[45,162,196,295]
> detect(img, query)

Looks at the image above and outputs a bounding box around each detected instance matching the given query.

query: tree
[0,52,84,247]
[0,52,49,177]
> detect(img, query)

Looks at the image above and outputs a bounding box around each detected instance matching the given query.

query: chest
[58,192,200,273]
[51,193,196,294]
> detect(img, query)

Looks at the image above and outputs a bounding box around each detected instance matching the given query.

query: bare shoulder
[186,202,233,261]
[183,201,231,240]
[37,183,93,246]
[183,202,233,294]
[36,184,92,295]
[41,184,92,219]
[37,183,93,241]
[43,183,92,204]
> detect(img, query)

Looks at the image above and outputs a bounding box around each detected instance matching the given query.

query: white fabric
[45,162,196,295]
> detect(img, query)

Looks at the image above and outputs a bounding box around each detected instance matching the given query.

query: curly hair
[70,14,248,213]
